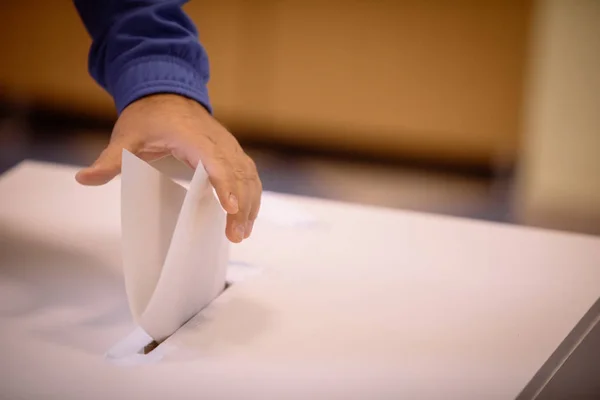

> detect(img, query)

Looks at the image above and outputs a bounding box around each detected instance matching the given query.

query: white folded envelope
[120,150,229,342]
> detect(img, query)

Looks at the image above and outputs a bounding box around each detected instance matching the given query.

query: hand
[75,94,262,243]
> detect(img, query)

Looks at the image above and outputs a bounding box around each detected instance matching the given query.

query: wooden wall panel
[0,1,532,165]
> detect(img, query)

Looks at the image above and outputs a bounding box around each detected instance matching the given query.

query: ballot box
[1,160,599,400]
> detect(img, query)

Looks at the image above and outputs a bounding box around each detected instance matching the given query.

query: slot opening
[138,280,234,356]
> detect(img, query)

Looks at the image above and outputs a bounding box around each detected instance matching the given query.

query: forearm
[73,0,212,114]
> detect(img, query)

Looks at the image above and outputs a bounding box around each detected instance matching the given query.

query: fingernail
[229,193,239,212]
[235,223,245,240]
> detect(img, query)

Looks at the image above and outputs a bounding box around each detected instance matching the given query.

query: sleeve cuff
[108,55,212,115]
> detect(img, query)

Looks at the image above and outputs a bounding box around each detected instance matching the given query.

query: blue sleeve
[73,0,212,115]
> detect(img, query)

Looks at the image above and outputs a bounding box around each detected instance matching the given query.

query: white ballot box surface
[0,160,599,400]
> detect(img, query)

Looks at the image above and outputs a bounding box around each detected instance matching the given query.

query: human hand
[75,94,262,243]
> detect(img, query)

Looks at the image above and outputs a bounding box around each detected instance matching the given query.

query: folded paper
[121,150,229,342]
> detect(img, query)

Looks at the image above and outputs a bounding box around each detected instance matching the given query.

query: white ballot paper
[120,150,229,343]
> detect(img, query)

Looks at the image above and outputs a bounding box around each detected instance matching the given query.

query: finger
[75,130,148,186]
[181,144,240,215]
[244,168,262,239]
[187,147,248,242]
[233,158,262,240]
[75,141,130,186]
[226,174,251,243]
[209,163,240,216]
[177,135,255,242]
[226,213,243,243]
[244,217,255,240]
[244,198,261,239]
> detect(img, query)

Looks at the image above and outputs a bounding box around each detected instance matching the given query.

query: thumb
[75,142,129,186]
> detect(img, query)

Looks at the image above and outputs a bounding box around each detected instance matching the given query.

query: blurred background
[0,0,598,235]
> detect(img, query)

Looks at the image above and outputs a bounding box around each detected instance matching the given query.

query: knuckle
[233,165,248,181]
[236,158,260,183]
[233,167,256,184]
[213,151,260,188]
[211,150,228,165]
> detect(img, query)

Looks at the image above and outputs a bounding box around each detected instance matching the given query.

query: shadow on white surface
[0,217,276,362]
[0,224,132,355]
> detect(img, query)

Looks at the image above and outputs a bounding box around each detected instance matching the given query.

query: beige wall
[0,1,532,166]
[516,0,600,234]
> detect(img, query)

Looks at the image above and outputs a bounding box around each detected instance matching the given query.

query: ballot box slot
[107,261,261,364]
[141,340,160,355]
[135,280,234,356]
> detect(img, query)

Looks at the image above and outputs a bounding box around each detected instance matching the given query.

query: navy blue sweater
[73,0,211,114]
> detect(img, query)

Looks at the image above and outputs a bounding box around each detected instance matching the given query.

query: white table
[1,160,599,400]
